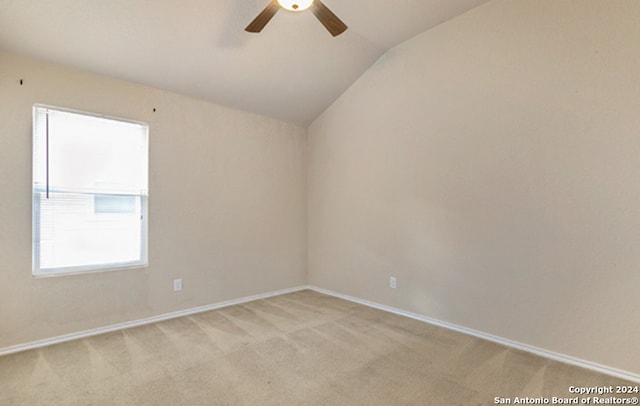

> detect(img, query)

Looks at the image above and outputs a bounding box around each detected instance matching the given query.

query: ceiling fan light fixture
[277,0,314,11]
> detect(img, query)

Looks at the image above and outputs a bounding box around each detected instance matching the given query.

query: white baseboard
[2,284,638,384]
[308,286,640,384]
[0,285,310,357]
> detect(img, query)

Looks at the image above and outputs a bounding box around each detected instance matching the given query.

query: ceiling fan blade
[311,0,348,37]
[245,1,280,33]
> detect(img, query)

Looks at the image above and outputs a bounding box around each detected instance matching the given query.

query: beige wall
[0,51,307,348]
[308,0,640,375]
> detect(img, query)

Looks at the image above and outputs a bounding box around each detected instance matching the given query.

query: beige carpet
[0,290,635,405]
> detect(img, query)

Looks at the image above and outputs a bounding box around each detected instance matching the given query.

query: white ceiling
[0,0,490,126]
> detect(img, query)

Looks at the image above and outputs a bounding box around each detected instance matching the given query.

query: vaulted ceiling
[0,0,490,125]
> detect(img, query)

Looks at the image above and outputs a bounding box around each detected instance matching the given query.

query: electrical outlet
[173,278,182,292]
[390,277,397,289]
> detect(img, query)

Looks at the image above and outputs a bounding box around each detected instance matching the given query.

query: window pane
[37,192,143,270]
[94,195,137,214]
[32,105,148,275]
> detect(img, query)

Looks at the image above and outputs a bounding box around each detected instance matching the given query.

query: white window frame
[32,104,149,277]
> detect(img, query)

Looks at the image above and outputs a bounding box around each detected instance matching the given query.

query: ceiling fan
[245,0,348,37]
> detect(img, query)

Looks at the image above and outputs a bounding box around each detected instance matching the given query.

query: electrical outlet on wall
[390,277,397,289]
[173,278,182,292]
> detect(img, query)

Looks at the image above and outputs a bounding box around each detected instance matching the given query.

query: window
[32,105,149,276]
